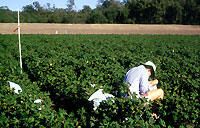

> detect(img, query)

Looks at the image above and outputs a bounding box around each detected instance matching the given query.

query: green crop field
[0,34,199,127]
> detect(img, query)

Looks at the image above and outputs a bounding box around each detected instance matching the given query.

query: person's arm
[139,73,151,95]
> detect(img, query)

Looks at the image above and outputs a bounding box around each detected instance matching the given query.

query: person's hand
[149,79,159,86]
[153,79,159,85]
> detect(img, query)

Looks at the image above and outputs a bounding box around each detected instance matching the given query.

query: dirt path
[0,23,200,35]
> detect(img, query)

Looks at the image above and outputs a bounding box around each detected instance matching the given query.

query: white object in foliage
[34,99,43,110]
[149,85,157,91]
[8,81,22,94]
[90,83,96,88]
[34,99,43,103]
[88,89,115,110]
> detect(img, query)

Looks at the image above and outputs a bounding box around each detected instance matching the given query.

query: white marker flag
[18,9,22,74]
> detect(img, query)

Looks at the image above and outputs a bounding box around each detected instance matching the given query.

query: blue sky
[1,0,100,11]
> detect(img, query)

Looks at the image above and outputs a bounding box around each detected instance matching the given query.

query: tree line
[0,0,199,24]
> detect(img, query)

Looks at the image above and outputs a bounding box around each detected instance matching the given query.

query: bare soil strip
[0,23,200,35]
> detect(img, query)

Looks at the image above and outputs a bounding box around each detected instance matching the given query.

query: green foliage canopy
[0,34,199,127]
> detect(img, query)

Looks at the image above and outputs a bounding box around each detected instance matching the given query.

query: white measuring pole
[18,9,23,74]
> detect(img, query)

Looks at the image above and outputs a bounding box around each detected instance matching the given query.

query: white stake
[18,9,22,74]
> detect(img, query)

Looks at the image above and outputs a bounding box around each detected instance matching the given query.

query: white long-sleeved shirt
[124,65,151,98]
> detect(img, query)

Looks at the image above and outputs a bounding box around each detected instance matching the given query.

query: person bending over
[124,61,164,101]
